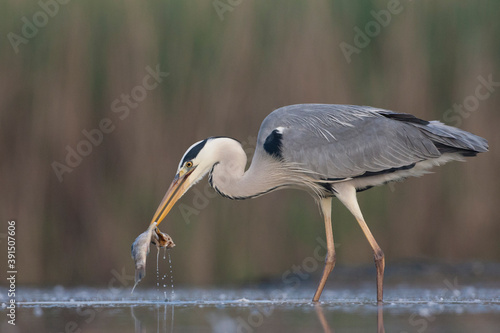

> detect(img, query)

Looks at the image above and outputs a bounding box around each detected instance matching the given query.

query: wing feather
[256,104,442,179]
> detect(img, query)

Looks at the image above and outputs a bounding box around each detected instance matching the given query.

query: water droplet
[168,251,175,299]
[156,247,160,299]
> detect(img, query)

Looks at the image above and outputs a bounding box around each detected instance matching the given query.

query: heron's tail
[417,121,489,157]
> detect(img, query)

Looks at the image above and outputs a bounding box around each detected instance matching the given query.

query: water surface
[2,282,499,333]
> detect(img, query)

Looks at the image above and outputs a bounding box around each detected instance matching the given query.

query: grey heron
[149,104,488,302]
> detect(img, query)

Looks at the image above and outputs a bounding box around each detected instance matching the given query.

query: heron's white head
[149,137,242,226]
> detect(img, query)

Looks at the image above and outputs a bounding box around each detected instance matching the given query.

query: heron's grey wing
[257,104,442,179]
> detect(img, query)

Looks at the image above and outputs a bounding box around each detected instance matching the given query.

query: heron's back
[254,104,488,186]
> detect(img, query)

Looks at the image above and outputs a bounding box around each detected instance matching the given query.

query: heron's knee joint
[373,249,384,263]
[325,252,336,264]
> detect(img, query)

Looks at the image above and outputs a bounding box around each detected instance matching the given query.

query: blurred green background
[1,0,499,287]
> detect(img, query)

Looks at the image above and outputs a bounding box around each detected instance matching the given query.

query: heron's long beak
[150,168,196,226]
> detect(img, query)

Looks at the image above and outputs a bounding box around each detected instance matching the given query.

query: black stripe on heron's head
[181,139,208,165]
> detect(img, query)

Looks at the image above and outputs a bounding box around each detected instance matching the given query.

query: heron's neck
[209,143,283,200]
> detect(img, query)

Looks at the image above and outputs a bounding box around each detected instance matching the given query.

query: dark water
[1,283,500,333]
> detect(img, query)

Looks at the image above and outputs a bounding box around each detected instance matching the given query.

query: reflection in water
[314,303,385,333]
[315,304,333,333]
[10,284,500,332]
[129,302,384,333]
[131,304,175,333]
[377,304,385,333]
[131,306,145,333]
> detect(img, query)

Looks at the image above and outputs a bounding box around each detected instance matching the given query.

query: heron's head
[149,137,240,226]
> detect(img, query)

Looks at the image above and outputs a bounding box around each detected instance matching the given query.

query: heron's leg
[313,197,335,302]
[336,184,385,303]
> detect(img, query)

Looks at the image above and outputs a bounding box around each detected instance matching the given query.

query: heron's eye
[185,161,193,168]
